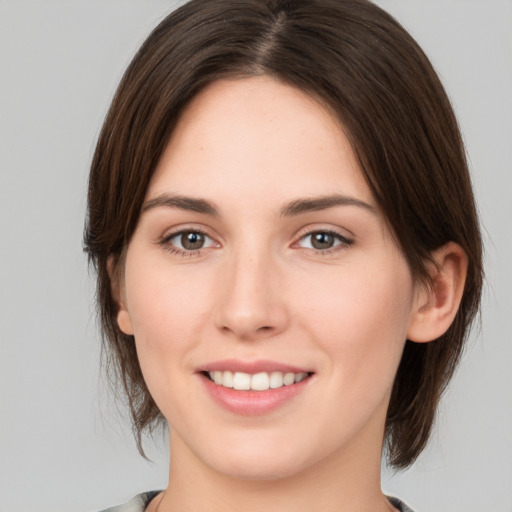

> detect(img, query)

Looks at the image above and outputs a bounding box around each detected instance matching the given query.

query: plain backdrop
[1,1,511,511]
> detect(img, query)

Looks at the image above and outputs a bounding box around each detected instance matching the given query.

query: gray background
[1,1,511,511]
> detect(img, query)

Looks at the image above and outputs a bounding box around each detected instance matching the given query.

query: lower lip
[199,373,312,416]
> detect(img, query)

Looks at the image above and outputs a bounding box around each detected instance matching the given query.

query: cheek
[296,260,414,381]
[122,271,213,427]
[125,257,209,347]
[121,252,214,402]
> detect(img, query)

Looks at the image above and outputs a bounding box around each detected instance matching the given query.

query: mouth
[201,370,313,391]
[197,359,314,415]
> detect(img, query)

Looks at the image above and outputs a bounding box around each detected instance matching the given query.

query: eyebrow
[142,194,220,216]
[141,193,375,217]
[279,195,375,216]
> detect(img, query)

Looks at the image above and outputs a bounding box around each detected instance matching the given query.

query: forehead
[147,77,375,210]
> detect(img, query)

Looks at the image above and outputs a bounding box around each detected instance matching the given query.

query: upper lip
[198,359,313,374]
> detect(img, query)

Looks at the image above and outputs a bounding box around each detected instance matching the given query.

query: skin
[115,77,466,512]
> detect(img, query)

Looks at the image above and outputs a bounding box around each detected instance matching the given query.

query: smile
[206,370,310,391]
[199,362,314,415]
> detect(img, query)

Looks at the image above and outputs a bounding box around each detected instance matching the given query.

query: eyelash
[159,228,354,257]
[159,228,215,257]
[296,229,354,255]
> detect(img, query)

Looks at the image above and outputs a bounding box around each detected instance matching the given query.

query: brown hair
[84,0,483,469]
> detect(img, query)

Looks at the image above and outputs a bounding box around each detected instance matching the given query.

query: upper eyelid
[157,224,355,246]
[164,229,212,242]
[299,228,351,239]
[162,230,218,249]
[293,224,355,241]
[295,230,353,246]
[160,225,216,241]
[159,229,218,256]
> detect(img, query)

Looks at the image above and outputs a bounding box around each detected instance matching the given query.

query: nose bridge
[214,238,287,339]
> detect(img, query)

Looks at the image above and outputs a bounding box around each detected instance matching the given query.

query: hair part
[84,0,483,469]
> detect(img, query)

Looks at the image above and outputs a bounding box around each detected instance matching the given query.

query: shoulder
[99,491,162,512]
[388,496,416,512]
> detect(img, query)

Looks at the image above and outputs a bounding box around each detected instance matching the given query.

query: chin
[197,433,323,482]
[212,456,307,482]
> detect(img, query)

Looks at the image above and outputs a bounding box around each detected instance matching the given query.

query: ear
[107,255,134,336]
[407,242,468,343]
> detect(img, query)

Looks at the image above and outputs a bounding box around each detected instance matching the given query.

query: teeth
[295,372,307,383]
[222,371,234,388]
[233,372,251,390]
[269,371,283,389]
[283,372,295,386]
[207,370,308,391]
[251,372,269,391]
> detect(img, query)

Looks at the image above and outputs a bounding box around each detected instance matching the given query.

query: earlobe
[407,242,468,343]
[117,309,134,336]
[107,255,134,336]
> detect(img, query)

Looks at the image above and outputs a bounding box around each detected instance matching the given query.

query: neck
[155,423,396,512]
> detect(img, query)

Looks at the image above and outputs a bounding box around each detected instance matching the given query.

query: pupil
[182,232,204,250]
[312,232,333,250]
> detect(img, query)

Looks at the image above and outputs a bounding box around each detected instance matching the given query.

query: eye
[162,229,218,254]
[297,230,352,252]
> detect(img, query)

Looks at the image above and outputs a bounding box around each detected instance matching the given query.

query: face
[117,77,423,480]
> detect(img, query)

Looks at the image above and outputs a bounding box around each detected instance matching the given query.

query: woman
[84,1,483,511]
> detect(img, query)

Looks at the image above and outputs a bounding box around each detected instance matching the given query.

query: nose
[213,247,289,341]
